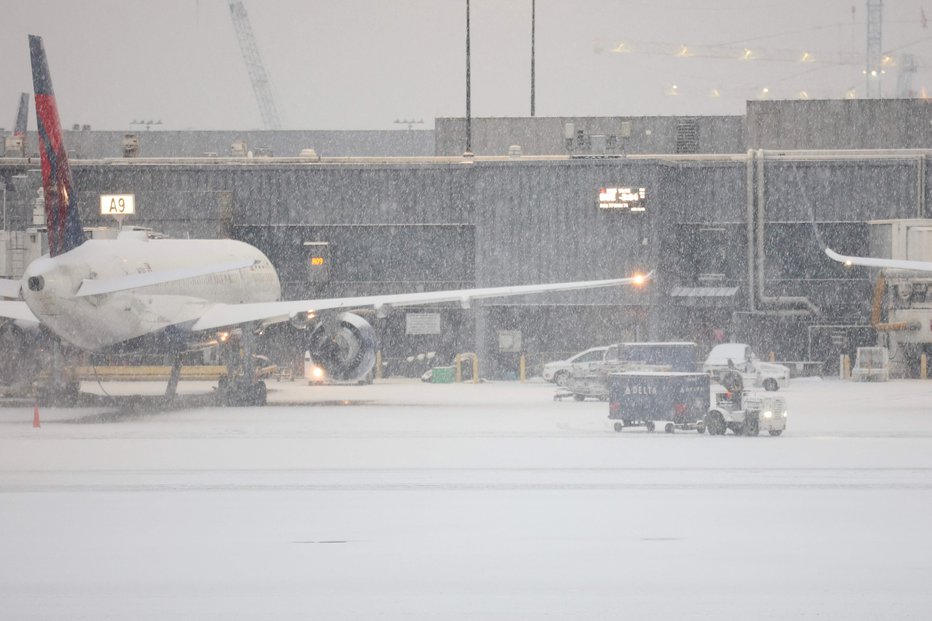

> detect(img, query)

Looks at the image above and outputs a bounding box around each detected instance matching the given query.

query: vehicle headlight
[763,411,773,419]
[312,367,325,379]
[782,410,788,418]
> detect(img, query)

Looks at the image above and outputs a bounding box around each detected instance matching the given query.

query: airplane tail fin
[29,35,86,257]
[13,92,28,136]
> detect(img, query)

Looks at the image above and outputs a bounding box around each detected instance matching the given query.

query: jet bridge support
[37,338,80,406]
[164,355,183,402]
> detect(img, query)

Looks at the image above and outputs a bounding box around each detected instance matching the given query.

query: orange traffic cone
[33,399,40,429]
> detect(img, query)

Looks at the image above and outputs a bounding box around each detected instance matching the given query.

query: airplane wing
[825,248,932,272]
[0,300,40,324]
[0,278,20,299]
[76,259,258,297]
[191,272,652,332]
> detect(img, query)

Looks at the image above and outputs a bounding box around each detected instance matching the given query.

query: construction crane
[227,0,282,130]
[896,53,918,97]
[865,0,883,98]
[601,36,924,99]
[598,2,932,101]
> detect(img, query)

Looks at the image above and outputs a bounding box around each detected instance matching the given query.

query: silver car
[542,347,609,385]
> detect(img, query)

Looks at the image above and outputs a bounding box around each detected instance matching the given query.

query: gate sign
[99,194,136,215]
[303,241,331,284]
[598,187,646,212]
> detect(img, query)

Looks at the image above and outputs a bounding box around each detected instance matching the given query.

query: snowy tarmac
[2,377,932,619]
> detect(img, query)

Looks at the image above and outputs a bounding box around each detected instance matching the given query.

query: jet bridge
[866,219,932,376]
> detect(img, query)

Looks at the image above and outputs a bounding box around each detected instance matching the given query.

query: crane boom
[228,0,282,130]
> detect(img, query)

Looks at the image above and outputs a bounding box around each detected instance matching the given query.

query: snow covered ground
[2,376,932,619]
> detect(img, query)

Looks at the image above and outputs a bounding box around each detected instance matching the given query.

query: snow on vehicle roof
[610,371,707,377]
[619,341,696,346]
[705,343,751,364]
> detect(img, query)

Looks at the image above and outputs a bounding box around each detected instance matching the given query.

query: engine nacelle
[306,312,376,382]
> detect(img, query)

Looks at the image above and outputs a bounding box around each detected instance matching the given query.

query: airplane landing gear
[216,325,268,407]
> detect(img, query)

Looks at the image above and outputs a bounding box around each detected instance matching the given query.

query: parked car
[542,346,609,385]
[702,343,790,391]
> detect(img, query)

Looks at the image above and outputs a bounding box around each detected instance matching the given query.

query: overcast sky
[1,0,930,131]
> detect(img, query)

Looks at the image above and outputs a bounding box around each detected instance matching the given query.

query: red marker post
[32,383,40,428]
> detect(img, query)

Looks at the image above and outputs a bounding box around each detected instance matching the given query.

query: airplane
[825,248,932,273]
[0,35,651,406]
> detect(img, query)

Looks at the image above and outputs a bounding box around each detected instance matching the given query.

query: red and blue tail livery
[29,35,86,257]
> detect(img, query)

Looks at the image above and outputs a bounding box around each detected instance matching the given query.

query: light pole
[465,0,472,155]
[531,0,535,117]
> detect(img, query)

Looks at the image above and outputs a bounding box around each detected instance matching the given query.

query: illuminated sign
[598,187,646,213]
[99,194,136,215]
[304,241,330,284]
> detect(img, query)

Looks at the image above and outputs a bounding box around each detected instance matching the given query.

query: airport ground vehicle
[702,343,789,391]
[705,387,787,436]
[607,370,787,437]
[608,372,710,433]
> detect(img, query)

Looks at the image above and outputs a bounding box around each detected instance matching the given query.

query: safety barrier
[73,365,228,381]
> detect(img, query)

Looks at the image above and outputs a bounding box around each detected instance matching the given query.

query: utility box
[852,346,890,382]
[430,366,456,383]
[4,135,25,157]
[122,133,139,158]
[230,140,248,157]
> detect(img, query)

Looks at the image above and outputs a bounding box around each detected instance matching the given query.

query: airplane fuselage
[20,234,281,350]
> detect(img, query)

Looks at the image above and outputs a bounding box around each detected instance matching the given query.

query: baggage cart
[608,372,710,433]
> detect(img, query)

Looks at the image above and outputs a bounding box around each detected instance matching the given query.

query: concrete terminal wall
[435,116,746,156]
[435,100,931,157]
[746,99,932,150]
[2,150,929,376]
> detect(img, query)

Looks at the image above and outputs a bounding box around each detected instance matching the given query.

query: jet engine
[306,312,376,382]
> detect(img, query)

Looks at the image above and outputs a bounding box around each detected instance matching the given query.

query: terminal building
[1,98,930,378]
